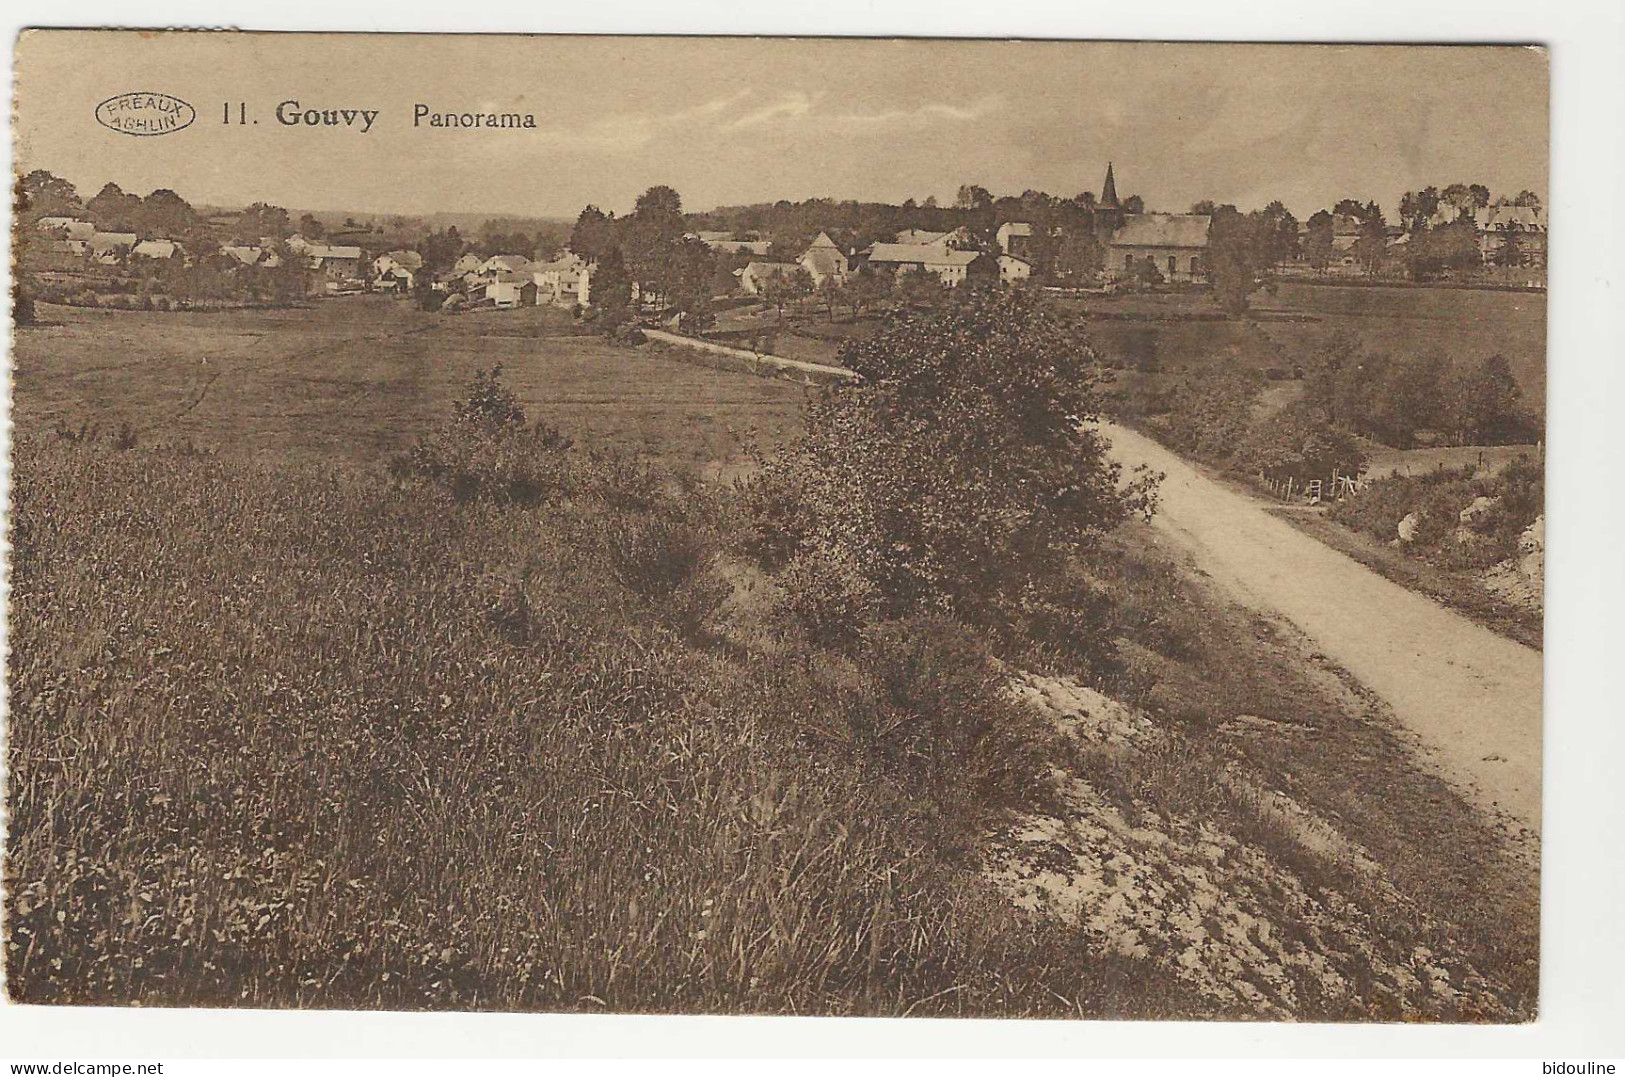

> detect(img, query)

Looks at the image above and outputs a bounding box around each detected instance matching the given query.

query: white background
[1,0,1622,1062]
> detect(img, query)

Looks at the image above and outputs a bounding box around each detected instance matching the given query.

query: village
[17,163,1547,324]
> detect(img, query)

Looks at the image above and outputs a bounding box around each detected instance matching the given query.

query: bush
[745,288,1154,667]
[398,367,573,506]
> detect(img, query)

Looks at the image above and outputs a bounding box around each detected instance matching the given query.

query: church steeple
[1100,161,1120,209]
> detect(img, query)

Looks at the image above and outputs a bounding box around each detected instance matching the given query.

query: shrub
[745,288,1155,666]
[399,367,572,506]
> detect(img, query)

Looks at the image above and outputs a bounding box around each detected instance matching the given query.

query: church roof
[1109,214,1212,249]
[1100,161,1120,209]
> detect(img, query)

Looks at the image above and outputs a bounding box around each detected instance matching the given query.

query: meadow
[13,298,810,472]
[4,294,1537,1018]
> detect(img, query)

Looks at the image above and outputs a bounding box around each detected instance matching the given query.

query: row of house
[428,250,595,309]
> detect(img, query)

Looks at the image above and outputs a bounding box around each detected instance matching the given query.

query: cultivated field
[13,299,810,471]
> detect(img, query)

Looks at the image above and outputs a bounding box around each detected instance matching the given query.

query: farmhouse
[996,221,1033,258]
[738,261,803,295]
[88,232,138,263]
[484,272,537,308]
[131,239,183,262]
[797,232,848,286]
[998,254,1032,284]
[694,231,772,256]
[305,245,364,291]
[1106,214,1211,282]
[221,245,282,269]
[864,243,994,287]
[478,254,532,279]
[372,250,424,291]
[533,252,593,307]
[36,217,96,240]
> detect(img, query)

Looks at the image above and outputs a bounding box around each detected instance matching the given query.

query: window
[1168,255,1178,277]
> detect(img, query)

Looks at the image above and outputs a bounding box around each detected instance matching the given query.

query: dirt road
[1104,423,1543,834]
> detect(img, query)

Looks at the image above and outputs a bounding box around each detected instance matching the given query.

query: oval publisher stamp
[95,91,196,136]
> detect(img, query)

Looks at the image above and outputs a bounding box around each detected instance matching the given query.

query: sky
[15,33,1548,222]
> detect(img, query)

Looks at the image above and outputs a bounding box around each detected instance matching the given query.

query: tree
[1495,227,1526,268]
[1121,194,1145,214]
[299,213,326,240]
[19,169,81,220]
[955,184,992,212]
[1512,190,1542,211]
[1354,201,1388,276]
[842,266,889,320]
[86,182,142,231]
[588,246,634,332]
[747,288,1155,647]
[1206,206,1269,314]
[1370,348,1451,447]
[761,266,813,321]
[1259,201,1299,266]
[815,274,842,322]
[1233,402,1368,487]
[1443,354,1528,445]
[1051,233,1104,283]
[1406,220,1481,280]
[1304,210,1335,272]
[235,203,292,243]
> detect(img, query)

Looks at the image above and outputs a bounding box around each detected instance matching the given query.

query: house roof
[309,244,363,260]
[131,239,180,258]
[807,231,840,250]
[489,271,532,285]
[866,243,982,267]
[1478,204,1545,231]
[222,245,265,265]
[482,254,530,273]
[89,232,139,252]
[997,222,1033,237]
[1109,214,1212,249]
[742,261,800,278]
[892,228,950,246]
[380,249,425,269]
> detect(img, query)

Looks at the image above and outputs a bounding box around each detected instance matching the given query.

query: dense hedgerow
[5,381,1197,1015]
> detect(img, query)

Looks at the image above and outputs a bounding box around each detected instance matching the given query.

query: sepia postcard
[6,32,1547,1024]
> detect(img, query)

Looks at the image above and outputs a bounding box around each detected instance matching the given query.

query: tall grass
[5,430,1192,1016]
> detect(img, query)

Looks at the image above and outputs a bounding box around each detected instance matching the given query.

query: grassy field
[5,293,1537,1018]
[14,298,810,471]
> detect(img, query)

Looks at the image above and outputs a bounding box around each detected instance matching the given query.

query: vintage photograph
[6,33,1546,1022]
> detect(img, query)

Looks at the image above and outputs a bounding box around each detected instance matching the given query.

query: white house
[372,250,424,290]
[221,245,283,269]
[995,221,1033,256]
[88,232,139,263]
[131,239,183,262]
[36,217,96,240]
[998,254,1032,284]
[797,232,848,286]
[739,261,803,295]
[478,254,531,279]
[484,272,536,308]
[863,243,991,287]
[533,252,593,307]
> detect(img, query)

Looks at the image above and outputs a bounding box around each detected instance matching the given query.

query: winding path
[1104,423,1543,834]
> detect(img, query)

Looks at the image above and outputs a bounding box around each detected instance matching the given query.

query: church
[1096,162,1213,284]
